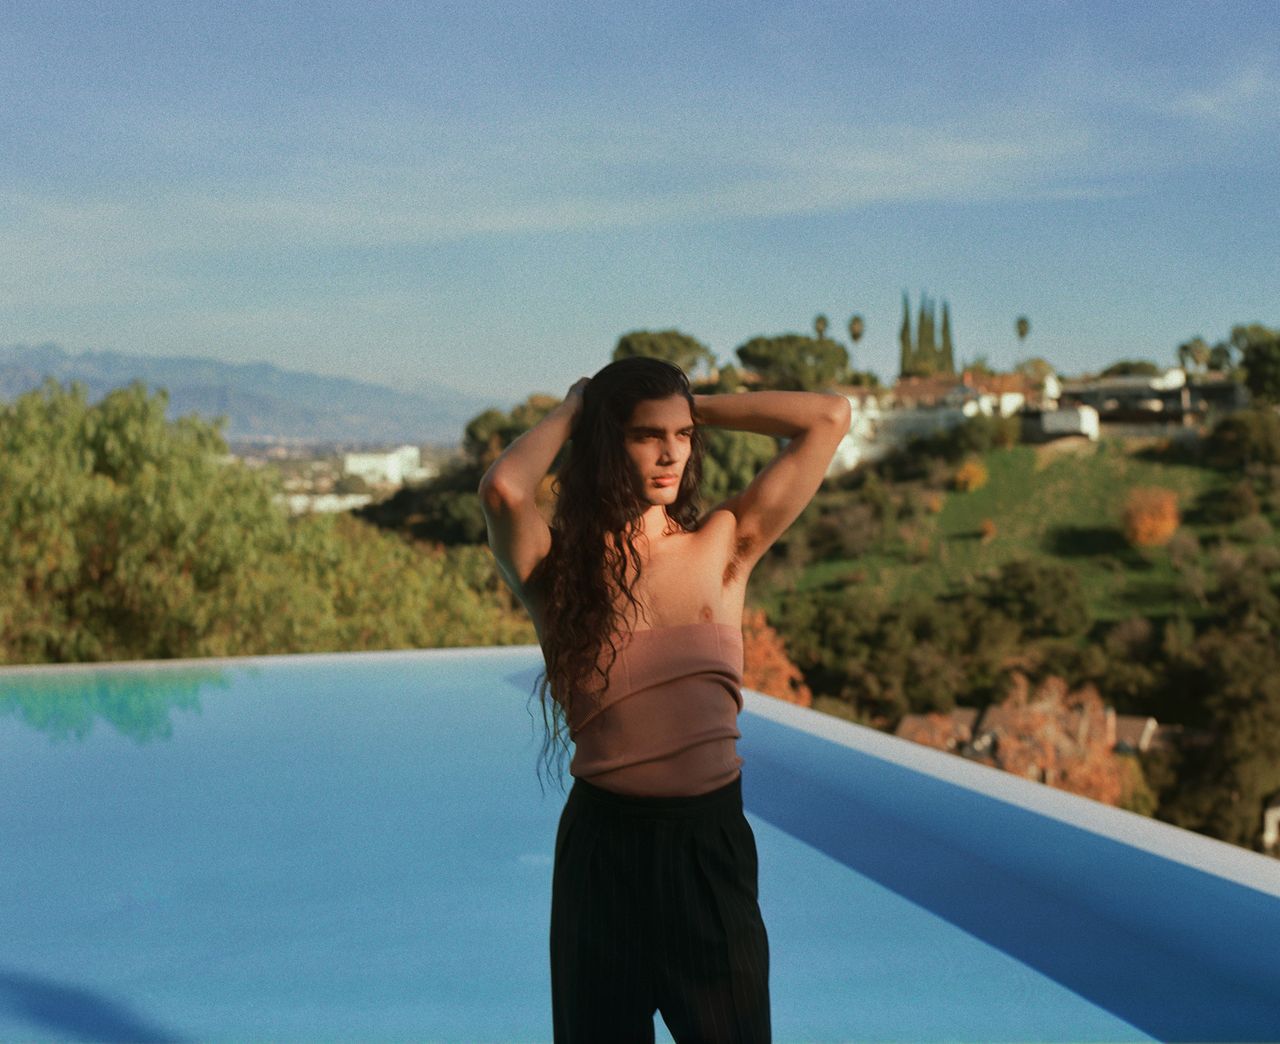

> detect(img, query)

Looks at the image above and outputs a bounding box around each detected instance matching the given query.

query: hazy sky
[3,0,1277,406]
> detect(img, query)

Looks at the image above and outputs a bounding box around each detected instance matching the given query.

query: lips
[652,474,679,487]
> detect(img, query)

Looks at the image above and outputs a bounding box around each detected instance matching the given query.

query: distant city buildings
[275,492,374,515]
[228,442,444,515]
[342,445,436,487]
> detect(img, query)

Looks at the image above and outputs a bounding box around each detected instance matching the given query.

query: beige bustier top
[567,621,744,797]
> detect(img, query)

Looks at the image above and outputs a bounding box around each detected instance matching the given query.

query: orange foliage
[979,518,997,543]
[1121,486,1180,548]
[973,673,1131,806]
[897,712,972,752]
[741,608,812,707]
[922,490,946,514]
[953,457,988,492]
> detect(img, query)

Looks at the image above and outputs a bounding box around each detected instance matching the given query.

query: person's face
[622,395,695,507]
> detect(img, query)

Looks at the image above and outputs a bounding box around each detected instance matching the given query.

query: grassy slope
[797,438,1256,628]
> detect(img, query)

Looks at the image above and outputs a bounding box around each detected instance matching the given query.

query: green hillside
[796,438,1258,627]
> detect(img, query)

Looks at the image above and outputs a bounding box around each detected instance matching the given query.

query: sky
[2,0,1277,407]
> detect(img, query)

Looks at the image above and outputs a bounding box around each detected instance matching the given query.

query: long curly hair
[528,356,704,790]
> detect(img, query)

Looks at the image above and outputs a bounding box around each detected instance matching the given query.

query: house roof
[961,371,1035,396]
[890,374,965,405]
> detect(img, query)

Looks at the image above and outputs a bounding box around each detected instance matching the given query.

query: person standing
[479,356,850,1042]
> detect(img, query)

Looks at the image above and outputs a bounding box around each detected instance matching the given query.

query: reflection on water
[0,667,231,744]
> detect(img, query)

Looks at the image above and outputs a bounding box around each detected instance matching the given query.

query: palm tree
[1016,316,1030,343]
[814,314,829,341]
[848,314,864,343]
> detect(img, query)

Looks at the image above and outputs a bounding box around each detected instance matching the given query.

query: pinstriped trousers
[550,774,771,1043]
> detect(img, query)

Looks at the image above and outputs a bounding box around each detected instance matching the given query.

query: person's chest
[629,527,746,626]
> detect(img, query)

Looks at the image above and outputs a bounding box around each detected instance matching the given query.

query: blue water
[2,649,1276,1041]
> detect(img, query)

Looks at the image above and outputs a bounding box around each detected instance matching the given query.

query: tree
[848,314,864,345]
[699,428,778,504]
[1206,408,1280,469]
[1100,360,1160,377]
[735,334,850,391]
[0,379,289,662]
[965,354,996,378]
[899,292,913,378]
[333,473,370,495]
[983,558,1089,639]
[1121,487,1180,548]
[1160,627,1280,849]
[1177,336,1210,373]
[917,293,937,373]
[463,393,559,469]
[1016,315,1030,342]
[1014,357,1055,390]
[613,329,717,377]
[0,380,533,664]
[1235,323,1280,404]
[898,292,954,378]
[813,314,829,341]
[939,301,955,375]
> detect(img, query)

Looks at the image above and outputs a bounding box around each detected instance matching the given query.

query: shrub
[0,380,533,664]
[1207,408,1280,470]
[1232,513,1273,544]
[806,500,881,559]
[741,607,812,707]
[1122,486,1180,548]
[953,457,989,492]
[1212,479,1260,524]
[1166,528,1200,569]
[984,558,1090,638]
[979,518,998,543]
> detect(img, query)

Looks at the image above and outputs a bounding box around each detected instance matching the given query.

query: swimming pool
[3,646,1278,1042]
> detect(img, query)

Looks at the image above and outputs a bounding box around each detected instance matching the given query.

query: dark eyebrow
[625,425,696,436]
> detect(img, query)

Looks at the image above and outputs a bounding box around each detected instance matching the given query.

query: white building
[342,445,435,486]
[827,371,1048,475]
[274,493,374,515]
[1032,404,1100,441]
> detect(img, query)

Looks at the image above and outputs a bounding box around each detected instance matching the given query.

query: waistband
[568,772,743,819]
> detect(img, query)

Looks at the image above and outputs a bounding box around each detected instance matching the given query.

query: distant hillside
[0,343,497,445]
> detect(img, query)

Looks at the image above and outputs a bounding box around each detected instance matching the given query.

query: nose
[659,436,681,462]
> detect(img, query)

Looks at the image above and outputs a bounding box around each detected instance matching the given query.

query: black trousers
[550,774,771,1043]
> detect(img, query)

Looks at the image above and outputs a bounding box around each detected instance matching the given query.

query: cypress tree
[940,300,955,375]
[899,291,914,378]
[918,292,937,375]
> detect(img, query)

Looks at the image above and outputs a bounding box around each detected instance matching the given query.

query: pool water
[2,647,1278,1042]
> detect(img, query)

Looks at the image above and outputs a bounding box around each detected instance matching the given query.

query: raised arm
[694,389,851,570]
[478,379,587,604]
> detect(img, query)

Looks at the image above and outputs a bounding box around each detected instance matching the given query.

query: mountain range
[0,344,496,446]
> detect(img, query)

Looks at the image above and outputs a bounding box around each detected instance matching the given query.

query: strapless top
[567,621,744,797]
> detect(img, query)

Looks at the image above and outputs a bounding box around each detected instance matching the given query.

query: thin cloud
[2,104,1108,270]
[1170,62,1280,123]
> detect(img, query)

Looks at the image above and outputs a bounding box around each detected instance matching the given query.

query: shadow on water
[0,967,188,1043]
[0,668,231,744]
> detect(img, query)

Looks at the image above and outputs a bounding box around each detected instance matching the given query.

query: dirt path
[1032,435,1099,470]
